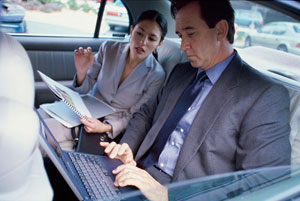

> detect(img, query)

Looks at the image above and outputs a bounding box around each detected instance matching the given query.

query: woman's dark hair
[133,10,168,60]
[170,0,235,44]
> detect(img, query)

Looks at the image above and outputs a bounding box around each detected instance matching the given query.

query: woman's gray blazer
[72,40,165,137]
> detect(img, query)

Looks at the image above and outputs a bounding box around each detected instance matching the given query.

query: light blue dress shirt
[157,53,235,176]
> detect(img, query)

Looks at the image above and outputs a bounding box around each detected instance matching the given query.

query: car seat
[0,32,53,200]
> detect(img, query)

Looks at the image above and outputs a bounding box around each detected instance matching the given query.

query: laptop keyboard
[68,152,121,200]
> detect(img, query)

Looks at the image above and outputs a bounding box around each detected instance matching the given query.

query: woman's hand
[80,116,111,133]
[74,46,93,85]
[113,164,168,201]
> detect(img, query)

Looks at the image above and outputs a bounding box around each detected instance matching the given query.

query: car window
[294,25,300,33]
[0,0,129,37]
[273,25,286,35]
[101,0,129,37]
[261,24,274,34]
[232,1,300,56]
[232,0,300,83]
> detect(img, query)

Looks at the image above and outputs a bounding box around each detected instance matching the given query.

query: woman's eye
[149,37,156,42]
[137,32,143,36]
[187,32,195,37]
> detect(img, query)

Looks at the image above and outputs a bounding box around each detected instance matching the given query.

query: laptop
[37,112,140,201]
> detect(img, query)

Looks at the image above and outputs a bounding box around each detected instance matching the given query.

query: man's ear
[215,19,228,41]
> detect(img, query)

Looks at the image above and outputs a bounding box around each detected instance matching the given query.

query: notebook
[38,70,116,128]
[37,111,140,201]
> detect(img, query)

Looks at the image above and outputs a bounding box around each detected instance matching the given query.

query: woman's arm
[72,41,106,94]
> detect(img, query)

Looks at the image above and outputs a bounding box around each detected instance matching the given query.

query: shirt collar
[198,51,236,85]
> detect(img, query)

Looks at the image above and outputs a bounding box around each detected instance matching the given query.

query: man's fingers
[99,141,110,147]
[113,165,147,188]
[110,144,121,158]
[118,143,129,156]
[104,141,117,154]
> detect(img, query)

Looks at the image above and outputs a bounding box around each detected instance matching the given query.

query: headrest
[157,38,187,84]
[0,32,35,107]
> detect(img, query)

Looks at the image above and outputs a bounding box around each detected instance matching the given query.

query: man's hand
[80,116,111,133]
[100,142,136,166]
[113,164,168,201]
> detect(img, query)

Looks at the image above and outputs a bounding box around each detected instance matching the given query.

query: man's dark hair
[170,0,235,44]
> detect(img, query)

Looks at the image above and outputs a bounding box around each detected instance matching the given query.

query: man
[100,0,291,199]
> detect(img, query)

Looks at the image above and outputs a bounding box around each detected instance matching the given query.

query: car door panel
[15,36,124,107]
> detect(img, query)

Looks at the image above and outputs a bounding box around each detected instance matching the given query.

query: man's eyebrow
[137,27,145,32]
[176,26,195,34]
[183,26,195,31]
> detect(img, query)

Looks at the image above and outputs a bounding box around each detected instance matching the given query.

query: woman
[39,10,167,153]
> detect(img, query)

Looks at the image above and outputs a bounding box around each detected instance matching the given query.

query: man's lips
[186,55,195,58]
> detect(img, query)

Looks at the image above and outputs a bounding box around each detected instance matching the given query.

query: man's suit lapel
[135,64,197,161]
[172,53,243,181]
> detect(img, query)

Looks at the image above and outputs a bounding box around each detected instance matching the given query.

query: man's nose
[180,38,190,51]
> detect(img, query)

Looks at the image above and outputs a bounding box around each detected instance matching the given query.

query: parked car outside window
[103,0,129,31]
[0,3,26,33]
[245,21,300,55]
[0,0,129,37]
[235,8,263,28]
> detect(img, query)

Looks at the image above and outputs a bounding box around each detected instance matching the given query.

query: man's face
[175,1,220,70]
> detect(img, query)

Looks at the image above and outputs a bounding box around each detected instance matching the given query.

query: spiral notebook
[38,70,116,128]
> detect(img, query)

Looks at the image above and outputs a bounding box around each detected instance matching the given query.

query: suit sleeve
[236,83,291,169]
[71,41,106,93]
[120,63,182,154]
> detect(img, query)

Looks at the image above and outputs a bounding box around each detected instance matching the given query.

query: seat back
[237,46,300,165]
[157,38,187,85]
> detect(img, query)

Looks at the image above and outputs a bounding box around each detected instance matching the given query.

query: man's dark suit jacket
[121,52,291,183]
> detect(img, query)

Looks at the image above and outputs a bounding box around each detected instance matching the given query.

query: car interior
[1,0,300,199]
[13,0,300,165]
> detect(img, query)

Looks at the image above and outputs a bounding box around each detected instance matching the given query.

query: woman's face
[129,19,163,60]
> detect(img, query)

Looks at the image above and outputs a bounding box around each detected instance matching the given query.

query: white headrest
[0,32,53,200]
[0,32,35,106]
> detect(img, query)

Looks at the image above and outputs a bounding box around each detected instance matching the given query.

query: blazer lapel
[172,53,243,181]
[118,55,153,91]
[113,44,129,92]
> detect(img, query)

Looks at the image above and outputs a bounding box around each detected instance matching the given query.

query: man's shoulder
[240,60,277,86]
[237,57,289,96]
